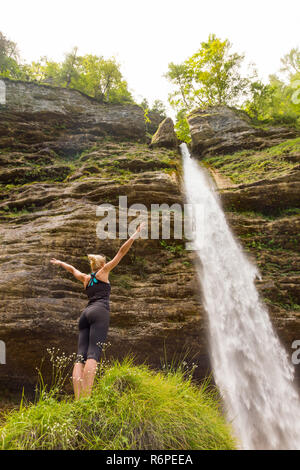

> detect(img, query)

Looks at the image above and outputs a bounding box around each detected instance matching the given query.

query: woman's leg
[81,358,98,398]
[81,303,110,398]
[72,362,84,400]
[74,312,89,399]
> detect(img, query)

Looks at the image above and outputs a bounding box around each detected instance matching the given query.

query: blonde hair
[88,254,106,272]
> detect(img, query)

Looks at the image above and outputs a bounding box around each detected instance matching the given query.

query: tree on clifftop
[72,54,133,103]
[165,34,253,141]
[243,48,300,127]
[0,31,134,105]
[0,32,21,78]
[165,34,251,112]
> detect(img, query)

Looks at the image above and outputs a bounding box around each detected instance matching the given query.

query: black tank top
[85,272,111,309]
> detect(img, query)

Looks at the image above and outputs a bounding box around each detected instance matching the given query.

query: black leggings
[76,301,110,363]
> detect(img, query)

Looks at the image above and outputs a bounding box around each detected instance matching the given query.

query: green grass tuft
[203,137,300,185]
[0,357,236,450]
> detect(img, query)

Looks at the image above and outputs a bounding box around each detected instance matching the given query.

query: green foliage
[165,34,251,112]
[151,99,167,117]
[143,106,151,131]
[280,48,300,78]
[203,137,300,185]
[0,31,133,105]
[174,109,191,143]
[60,47,80,87]
[0,356,236,450]
[72,54,133,103]
[139,98,167,119]
[243,76,300,127]
[165,34,253,143]
[160,240,185,255]
[0,32,21,78]
[243,48,300,127]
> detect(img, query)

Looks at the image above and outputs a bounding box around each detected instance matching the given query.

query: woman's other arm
[50,258,88,284]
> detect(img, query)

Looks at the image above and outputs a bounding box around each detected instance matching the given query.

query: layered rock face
[189,106,300,382]
[188,106,299,156]
[1,81,299,396]
[0,79,207,392]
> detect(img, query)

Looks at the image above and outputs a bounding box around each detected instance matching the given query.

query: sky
[1,0,299,115]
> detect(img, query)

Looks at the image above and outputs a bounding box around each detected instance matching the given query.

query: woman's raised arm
[103,223,146,273]
[50,258,88,284]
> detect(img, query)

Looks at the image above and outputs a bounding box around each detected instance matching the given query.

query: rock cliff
[1,83,299,395]
[0,79,207,393]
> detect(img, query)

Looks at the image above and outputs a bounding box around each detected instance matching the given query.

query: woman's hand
[136,222,146,233]
[50,258,61,266]
[130,222,146,241]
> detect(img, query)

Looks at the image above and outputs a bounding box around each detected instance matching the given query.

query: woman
[50,223,145,399]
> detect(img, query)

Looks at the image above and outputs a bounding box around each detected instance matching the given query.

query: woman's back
[85,272,111,308]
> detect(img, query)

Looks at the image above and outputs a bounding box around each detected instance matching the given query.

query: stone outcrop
[0,78,164,156]
[188,106,299,156]
[150,117,178,149]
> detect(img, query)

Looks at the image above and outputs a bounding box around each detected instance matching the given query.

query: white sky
[1,0,299,115]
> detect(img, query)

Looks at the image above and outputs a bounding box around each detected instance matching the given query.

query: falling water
[181,143,300,450]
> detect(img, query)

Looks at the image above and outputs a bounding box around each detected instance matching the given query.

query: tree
[139,98,149,110]
[280,48,300,78]
[18,56,62,84]
[60,47,79,87]
[165,34,251,112]
[243,81,274,120]
[151,99,167,117]
[174,109,191,143]
[0,31,134,105]
[243,48,300,127]
[165,62,193,111]
[73,54,133,103]
[140,98,167,117]
[0,31,21,78]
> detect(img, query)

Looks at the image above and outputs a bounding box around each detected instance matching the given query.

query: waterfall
[181,143,300,450]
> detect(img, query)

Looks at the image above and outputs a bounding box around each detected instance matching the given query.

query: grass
[203,137,300,185]
[0,355,236,450]
[228,208,300,220]
[0,141,180,195]
[160,240,185,255]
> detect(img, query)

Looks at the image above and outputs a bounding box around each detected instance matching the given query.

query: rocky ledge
[0,78,163,156]
[188,106,299,156]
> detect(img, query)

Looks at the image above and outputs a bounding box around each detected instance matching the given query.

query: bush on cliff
[0,357,236,450]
